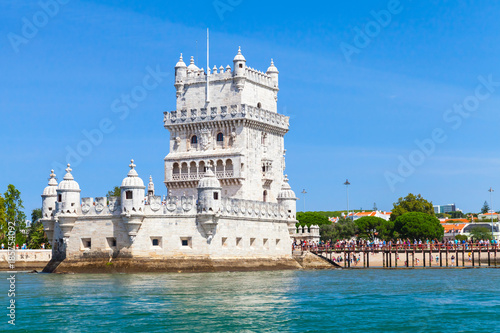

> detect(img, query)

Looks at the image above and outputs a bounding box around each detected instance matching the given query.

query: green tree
[481,201,490,214]
[390,193,434,221]
[455,234,468,241]
[1,185,27,245]
[106,186,121,199]
[27,208,50,249]
[296,212,330,227]
[449,211,464,219]
[0,194,5,235]
[355,216,386,241]
[469,226,493,241]
[394,212,444,240]
[319,217,358,241]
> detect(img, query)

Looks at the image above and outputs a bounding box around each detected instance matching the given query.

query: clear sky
[1,0,500,217]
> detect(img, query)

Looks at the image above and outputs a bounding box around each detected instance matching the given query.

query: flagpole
[206,28,210,103]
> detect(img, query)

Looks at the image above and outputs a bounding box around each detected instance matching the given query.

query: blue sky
[1,0,500,217]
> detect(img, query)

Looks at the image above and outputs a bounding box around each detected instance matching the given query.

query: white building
[40,48,309,271]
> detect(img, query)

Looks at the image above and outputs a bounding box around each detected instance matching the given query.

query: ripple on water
[1,269,499,332]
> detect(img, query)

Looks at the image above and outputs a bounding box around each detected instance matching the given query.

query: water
[1,269,499,332]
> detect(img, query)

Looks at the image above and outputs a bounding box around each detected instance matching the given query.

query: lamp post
[489,187,494,238]
[301,189,307,212]
[344,179,350,220]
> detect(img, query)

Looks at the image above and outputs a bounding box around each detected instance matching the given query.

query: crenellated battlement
[75,194,292,222]
[164,104,289,133]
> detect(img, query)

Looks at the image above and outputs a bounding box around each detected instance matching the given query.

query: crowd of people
[293,238,499,252]
[0,243,46,250]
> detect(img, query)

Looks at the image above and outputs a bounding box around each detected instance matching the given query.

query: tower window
[57,194,62,202]
[257,102,262,108]
[216,132,224,142]
[239,64,243,68]
[126,191,133,199]
[263,190,267,202]
[191,135,198,144]
[213,192,219,200]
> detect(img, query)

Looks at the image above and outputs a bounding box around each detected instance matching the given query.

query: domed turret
[196,167,221,242]
[277,175,297,220]
[120,159,145,213]
[187,56,199,72]
[197,167,222,213]
[198,167,221,190]
[266,59,279,88]
[56,164,81,214]
[41,170,58,243]
[42,170,58,218]
[233,47,246,91]
[55,164,81,239]
[175,53,187,97]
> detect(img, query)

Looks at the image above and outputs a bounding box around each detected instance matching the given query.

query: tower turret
[120,159,145,214]
[55,164,81,239]
[233,46,246,91]
[42,170,58,219]
[120,159,145,242]
[266,59,279,88]
[147,175,155,201]
[196,167,222,242]
[41,169,58,243]
[174,53,187,97]
[277,175,298,235]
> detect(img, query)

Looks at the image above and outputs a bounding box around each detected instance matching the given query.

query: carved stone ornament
[82,204,90,214]
[200,128,211,151]
[95,203,104,212]
[181,195,193,211]
[166,196,177,212]
[150,196,161,212]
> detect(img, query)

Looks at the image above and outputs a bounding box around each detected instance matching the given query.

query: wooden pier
[303,244,499,268]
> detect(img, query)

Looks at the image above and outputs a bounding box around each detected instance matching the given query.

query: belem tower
[40,48,319,272]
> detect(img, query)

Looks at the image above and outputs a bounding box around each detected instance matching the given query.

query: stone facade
[40,48,300,269]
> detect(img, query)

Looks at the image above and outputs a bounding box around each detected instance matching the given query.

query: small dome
[266,59,279,74]
[277,175,296,199]
[57,165,80,191]
[42,170,58,196]
[233,46,246,62]
[175,53,187,68]
[187,56,199,71]
[198,168,221,189]
[121,160,145,188]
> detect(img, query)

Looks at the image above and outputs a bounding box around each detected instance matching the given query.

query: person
[451,255,455,265]
[41,243,45,249]
[1,243,4,250]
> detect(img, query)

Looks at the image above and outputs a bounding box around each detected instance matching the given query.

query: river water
[1,269,499,332]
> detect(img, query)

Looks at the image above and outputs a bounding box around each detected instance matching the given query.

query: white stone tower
[164,47,290,204]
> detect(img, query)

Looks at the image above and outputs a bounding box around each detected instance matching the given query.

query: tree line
[0,185,49,249]
[297,193,494,242]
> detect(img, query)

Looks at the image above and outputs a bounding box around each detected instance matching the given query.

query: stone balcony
[164,104,289,134]
[166,170,243,189]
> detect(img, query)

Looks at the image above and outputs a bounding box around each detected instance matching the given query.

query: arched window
[216,132,224,142]
[191,135,198,144]
[257,102,262,109]
[263,190,267,202]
